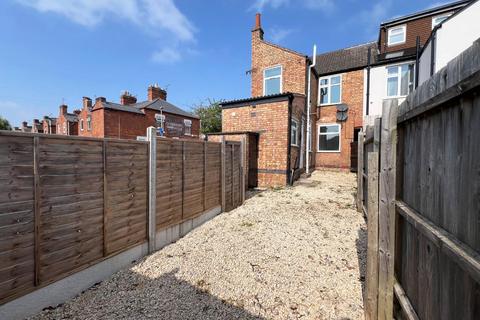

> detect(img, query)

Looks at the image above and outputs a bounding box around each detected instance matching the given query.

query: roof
[380,0,471,26]
[313,42,377,76]
[221,92,304,109]
[97,99,199,119]
[65,113,79,122]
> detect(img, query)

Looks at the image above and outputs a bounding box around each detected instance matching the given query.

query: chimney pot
[33,119,39,124]
[252,13,264,40]
[96,97,106,103]
[120,91,137,105]
[22,121,28,127]
[148,84,167,101]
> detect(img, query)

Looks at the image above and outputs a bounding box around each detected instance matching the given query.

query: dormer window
[387,25,406,46]
[263,66,282,95]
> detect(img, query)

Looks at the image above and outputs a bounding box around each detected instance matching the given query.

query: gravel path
[31,170,366,320]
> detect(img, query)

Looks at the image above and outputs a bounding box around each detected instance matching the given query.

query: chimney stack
[83,97,92,110]
[33,119,39,124]
[120,91,137,105]
[22,121,28,128]
[59,104,68,115]
[96,97,106,103]
[148,84,167,101]
[73,109,81,116]
[252,13,264,40]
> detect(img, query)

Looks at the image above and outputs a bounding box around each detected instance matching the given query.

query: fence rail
[0,130,245,305]
[359,39,480,320]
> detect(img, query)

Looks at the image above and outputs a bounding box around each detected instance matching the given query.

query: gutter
[305,45,317,175]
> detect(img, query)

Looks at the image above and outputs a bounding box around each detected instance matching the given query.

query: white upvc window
[386,63,415,97]
[318,124,340,152]
[263,65,282,95]
[291,118,299,146]
[80,119,84,131]
[87,116,92,131]
[432,13,452,29]
[387,25,406,46]
[184,119,192,135]
[319,74,342,105]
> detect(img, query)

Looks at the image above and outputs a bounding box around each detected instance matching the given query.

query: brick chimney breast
[59,104,68,115]
[83,97,92,110]
[148,84,167,101]
[120,91,137,105]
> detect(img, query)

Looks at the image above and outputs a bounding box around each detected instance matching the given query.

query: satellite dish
[336,104,348,121]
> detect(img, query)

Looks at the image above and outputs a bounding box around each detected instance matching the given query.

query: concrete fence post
[147,127,157,253]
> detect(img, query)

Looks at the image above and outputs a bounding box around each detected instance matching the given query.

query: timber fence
[359,39,480,320]
[0,129,244,305]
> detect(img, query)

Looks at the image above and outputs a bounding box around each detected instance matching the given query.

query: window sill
[384,95,408,99]
[317,150,341,153]
[387,41,406,47]
[318,102,342,107]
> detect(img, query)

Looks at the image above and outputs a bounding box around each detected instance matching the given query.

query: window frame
[87,116,91,131]
[80,119,84,131]
[432,13,452,29]
[318,74,342,106]
[184,119,192,136]
[317,123,341,153]
[385,62,415,98]
[291,118,299,147]
[387,25,406,46]
[263,65,283,96]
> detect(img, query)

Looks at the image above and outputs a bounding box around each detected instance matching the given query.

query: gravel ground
[31,170,366,320]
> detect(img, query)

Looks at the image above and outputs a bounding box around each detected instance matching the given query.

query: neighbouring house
[41,116,57,134]
[56,104,79,135]
[31,119,43,133]
[365,0,471,124]
[79,84,200,140]
[19,121,32,133]
[418,0,480,84]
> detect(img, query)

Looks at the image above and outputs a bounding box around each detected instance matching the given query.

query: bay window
[319,75,341,105]
[386,63,414,97]
[263,66,282,95]
[318,124,340,152]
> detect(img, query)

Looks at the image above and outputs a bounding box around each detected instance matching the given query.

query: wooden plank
[221,137,226,212]
[203,141,207,211]
[393,280,420,320]
[365,152,379,320]
[396,200,480,283]
[231,143,234,209]
[147,127,156,253]
[102,140,107,257]
[377,98,398,320]
[357,130,364,212]
[33,136,40,286]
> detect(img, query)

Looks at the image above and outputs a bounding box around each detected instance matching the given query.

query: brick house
[31,119,44,133]
[41,116,57,134]
[56,104,79,136]
[78,85,200,140]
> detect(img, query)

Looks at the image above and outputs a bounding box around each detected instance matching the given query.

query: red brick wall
[143,109,200,139]
[56,114,78,136]
[251,31,307,97]
[315,69,363,169]
[77,107,93,137]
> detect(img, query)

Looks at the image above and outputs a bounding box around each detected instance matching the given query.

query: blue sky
[0,0,451,126]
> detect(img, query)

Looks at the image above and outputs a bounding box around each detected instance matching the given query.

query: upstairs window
[263,66,282,95]
[318,124,340,152]
[87,116,92,131]
[432,13,451,29]
[387,25,406,46]
[184,119,192,135]
[291,119,299,146]
[319,75,341,105]
[386,63,414,97]
[80,119,84,131]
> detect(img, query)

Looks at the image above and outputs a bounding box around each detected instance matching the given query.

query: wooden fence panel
[156,139,183,229]
[0,135,35,302]
[224,143,233,212]
[104,140,148,256]
[37,137,104,284]
[183,141,205,220]
[205,142,221,211]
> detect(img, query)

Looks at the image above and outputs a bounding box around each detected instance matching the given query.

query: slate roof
[313,42,377,76]
[65,113,79,122]
[98,99,199,119]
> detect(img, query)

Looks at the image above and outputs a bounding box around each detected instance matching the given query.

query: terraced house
[219,0,472,188]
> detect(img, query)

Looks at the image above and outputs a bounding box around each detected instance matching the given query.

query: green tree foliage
[192,99,222,134]
[0,116,12,130]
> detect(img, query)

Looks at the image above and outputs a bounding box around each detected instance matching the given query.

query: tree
[192,99,222,134]
[0,116,12,130]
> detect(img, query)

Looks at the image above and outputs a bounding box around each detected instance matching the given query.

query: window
[155,113,165,125]
[319,75,341,105]
[386,63,415,97]
[184,119,192,135]
[291,119,299,146]
[80,119,84,131]
[63,123,67,134]
[318,124,340,152]
[432,13,451,29]
[308,121,313,152]
[263,66,282,95]
[387,25,406,46]
[87,116,91,131]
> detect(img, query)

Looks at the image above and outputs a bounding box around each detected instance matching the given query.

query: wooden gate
[223,141,244,212]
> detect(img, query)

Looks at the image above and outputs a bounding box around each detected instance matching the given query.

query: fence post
[240,136,246,204]
[365,151,379,320]
[377,99,398,320]
[357,130,364,212]
[221,137,226,212]
[146,127,157,253]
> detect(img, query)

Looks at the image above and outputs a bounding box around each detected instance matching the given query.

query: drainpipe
[305,44,317,175]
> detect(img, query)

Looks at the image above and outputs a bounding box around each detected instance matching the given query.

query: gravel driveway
[31,170,366,320]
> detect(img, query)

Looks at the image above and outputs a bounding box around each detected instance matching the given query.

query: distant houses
[16,84,200,140]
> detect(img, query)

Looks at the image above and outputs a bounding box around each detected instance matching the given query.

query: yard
[31,170,366,320]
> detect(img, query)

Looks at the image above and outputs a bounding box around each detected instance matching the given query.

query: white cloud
[151,47,181,64]
[269,27,295,43]
[251,0,333,12]
[15,0,196,63]
[355,0,393,39]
